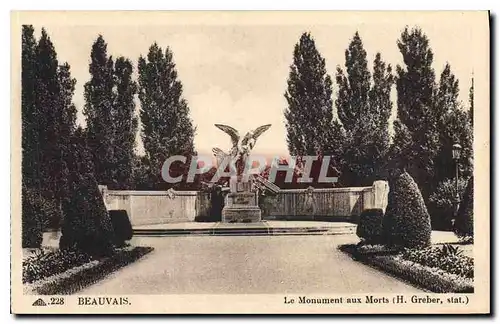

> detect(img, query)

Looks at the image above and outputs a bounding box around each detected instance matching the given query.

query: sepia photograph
[10,10,490,314]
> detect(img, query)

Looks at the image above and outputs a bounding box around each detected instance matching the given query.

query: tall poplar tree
[393,27,439,200]
[21,25,39,189]
[55,62,77,203]
[284,32,336,157]
[433,64,473,182]
[112,57,138,189]
[33,28,76,203]
[22,27,78,241]
[369,53,393,152]
[34,27,61,197]
[335,32,393,185]
[83,35,116,186]
[138,43,195,188]
[335,32,371,134]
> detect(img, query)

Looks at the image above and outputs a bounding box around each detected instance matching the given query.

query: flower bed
[24,246,154,295]
[23,249,93,284]
[355,244,401,256]
[339,244,473,293]
[401,245,473,279]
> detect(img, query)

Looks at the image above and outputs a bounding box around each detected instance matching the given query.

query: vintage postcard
[11,11,490,314]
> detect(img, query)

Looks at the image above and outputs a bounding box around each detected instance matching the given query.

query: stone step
[133,225,356,237]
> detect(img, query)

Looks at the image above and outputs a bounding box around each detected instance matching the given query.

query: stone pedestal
[222,176,262,223]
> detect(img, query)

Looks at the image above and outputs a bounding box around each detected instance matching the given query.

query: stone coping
[107,190,199,196]
[278,186,372,193]
[103,186,374,196]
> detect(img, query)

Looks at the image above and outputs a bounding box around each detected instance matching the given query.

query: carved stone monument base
[222,176,262,223]
[222,205,262,223]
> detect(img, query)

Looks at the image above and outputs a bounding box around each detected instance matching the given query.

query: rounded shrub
[383,170,432,248]
[60,173,115,257]
[356,208,385,244]
[109,210,133,246]
[454,176,473,242]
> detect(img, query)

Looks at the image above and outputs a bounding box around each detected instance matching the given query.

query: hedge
[370,255,474,293]
[356,208,385,244]
[109,210,133,246]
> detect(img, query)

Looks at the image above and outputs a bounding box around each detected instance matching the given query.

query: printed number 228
[50,298,64,305]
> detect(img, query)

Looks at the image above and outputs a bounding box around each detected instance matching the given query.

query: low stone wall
[100,187,208,226]
[98,180,389,225]
[260,180,389,221]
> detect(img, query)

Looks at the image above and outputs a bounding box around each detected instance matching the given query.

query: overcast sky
[29,12,482,157]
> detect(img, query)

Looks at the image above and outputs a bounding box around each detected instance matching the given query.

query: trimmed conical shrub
[59,173,115,257]
[383,170,432,248]
[454,176,473,242]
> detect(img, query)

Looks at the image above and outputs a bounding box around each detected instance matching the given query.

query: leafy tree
[284,32,337,157]
[393,27,439,200]
[111,57,138,189]
[335,33,393,186]
[429,177,467,230]
[138,43,196,189]
[83,35,116,186]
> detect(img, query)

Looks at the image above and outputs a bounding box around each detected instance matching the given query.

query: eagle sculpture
[212,124,272,175]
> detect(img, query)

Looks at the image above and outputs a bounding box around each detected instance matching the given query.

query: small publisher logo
[32,298,47,306]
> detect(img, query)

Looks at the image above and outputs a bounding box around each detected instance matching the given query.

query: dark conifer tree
[83,35,116,186]
[393,27,439,200]
[336,33,393,185]
[284,32,337,157]
[21,25,38,189]
[138,43,196,189]
[112,56,138,189]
